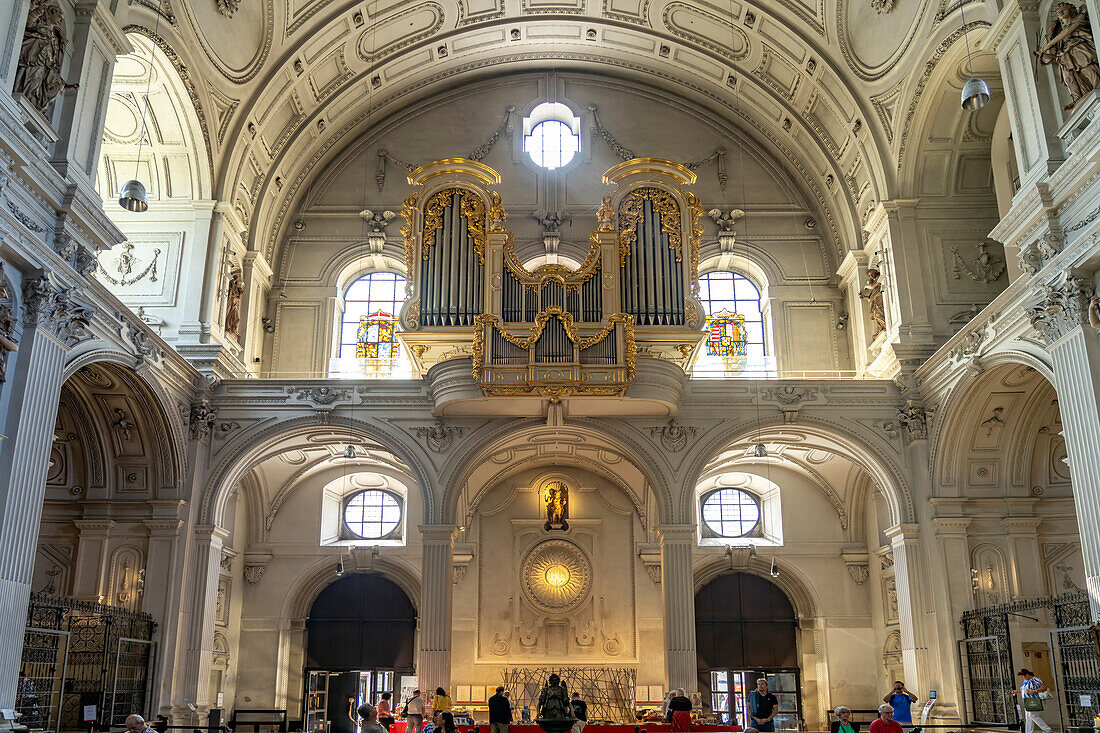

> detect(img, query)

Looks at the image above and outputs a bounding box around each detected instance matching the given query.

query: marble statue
[860,267,887,335]
[15,0,77,112]
[537,674,573,721]
[224,270,244,339]
[1036,2,1100,110]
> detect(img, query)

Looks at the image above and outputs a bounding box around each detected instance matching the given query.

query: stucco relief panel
[180,0,274,83]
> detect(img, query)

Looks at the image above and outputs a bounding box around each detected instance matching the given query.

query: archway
[696,573,800,730]
[305,575,417,733]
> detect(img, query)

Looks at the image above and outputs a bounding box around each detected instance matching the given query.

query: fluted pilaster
[1028,274,1100,619]
[419,525,456,693]
[885,525,934,692]
[658,525,697,691]
[0,275,83,710]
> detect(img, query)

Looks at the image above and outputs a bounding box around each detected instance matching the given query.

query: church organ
[398,158,706,397]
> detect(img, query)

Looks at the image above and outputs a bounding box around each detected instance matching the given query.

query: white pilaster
[885,524,936,693]
[1027,274,1100,619]
[0,273,92,715]
[418,525,456,693]
[657,524,697,692]
[70,519,115,601]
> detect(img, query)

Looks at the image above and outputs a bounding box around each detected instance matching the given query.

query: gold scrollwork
[422,188,488,265]
[471,308,637,383]
[400,194,419,295]
[686,191,703,296]
[502,233,602,292]
[488,190,507,232]
[617,187,682,266]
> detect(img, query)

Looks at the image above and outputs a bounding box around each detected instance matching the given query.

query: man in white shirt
[1014,669,1052,733]
[406,689,426,733]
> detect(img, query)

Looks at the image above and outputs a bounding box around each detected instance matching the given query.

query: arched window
[335,272,411,377]
[523,102,581,170]
[696,271,767,374]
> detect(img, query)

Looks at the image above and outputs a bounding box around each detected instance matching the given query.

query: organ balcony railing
[398,157,706,398]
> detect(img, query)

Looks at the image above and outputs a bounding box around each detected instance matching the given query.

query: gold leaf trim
[422,188,488,265]
[685,190,703,296]
[400,194,419,296]
[502,232,602,291]
[617,187,682,266]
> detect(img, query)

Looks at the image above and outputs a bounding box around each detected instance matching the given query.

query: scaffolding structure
[500,667,637,723]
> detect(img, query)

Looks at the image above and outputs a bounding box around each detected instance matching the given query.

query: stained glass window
[355,311,397,359]
[339,272,407,357]
[706,310,747,358]
[698,271,766,364]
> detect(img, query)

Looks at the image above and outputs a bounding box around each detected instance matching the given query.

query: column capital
[142,519,182,535]
[22,273,96,348]
[885,523,920,543]
[932,516,972,535]
[419,524,458,545]
[193,524,231,544]
[1026,271,1094,346]
[1002,516,1043,533]
[73,519,115,533]
[655,524,697,545]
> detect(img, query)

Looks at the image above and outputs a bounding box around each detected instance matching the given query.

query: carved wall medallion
[649,419,696,452]
[415,419,464,453]
[520,538,592,614]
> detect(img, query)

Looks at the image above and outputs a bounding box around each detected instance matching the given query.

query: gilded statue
[544,482,569,531]
[1036,2,1100,110]
[860,267,887,335]
[536,674,573,721]
[224,269,244,340]
[15,0,77,113]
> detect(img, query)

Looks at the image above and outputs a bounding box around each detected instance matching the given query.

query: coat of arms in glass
[705,310,747,360]
[356,311,398,360]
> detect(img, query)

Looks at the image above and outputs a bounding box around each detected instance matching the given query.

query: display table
[389,723,743,733]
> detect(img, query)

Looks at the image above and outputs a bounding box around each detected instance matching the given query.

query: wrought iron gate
[21,593,157,729]
[17,627,69,733]
[960,591,1099,727]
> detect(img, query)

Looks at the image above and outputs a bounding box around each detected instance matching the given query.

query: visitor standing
[882,682,917,726]
[378,692,395,730]
[434,688,453,713]
[440,711,458,733]
[490,686,513,733]
[1014,669,1053,733]
[571,692,589,733]
[869,705,902,733]
[748,679,779,733]
[504,690,516,715]
[668,688,693,732]
[357,704,387,733]
[406,689,426,733]
[831,706,860,733]
[661,691,676,721]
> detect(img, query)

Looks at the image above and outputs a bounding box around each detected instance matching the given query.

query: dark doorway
[695,573,801,730]
[305,575,416,733]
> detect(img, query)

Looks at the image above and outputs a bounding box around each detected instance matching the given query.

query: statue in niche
[860,266,888,335]
[223,269,244,340]
[544,481,569,531]
[536,673,573,721]
[0,263,17,384]
[15,0,78,113]
[1036,3,1100,110]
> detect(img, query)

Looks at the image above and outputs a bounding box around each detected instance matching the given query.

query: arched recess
[439,418,670,528]
[682,416,914,528]
[97,32,213,205]
[931,361,1068,499]
[199,416,434,527]
[286,556,422,621]
[304,574,418,670]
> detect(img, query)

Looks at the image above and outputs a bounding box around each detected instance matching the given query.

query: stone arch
[284,555,422,620]
[200,415,435,527]
[53,359,182,499]
[694,556,819,620]
[930,359,1063,498]
[438,417,671,527]
[682,414,914,527]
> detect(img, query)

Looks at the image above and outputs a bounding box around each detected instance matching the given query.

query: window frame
[697,270,767,358]
[341,488,404,541]
[521,102,582,172]
[699,487,763,539]
[337,271,408,360]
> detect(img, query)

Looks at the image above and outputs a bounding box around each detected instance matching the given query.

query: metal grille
[17,628,69,733]
[21,593,157,729]
[958,634,1014,725]
[1049,593,1099,728]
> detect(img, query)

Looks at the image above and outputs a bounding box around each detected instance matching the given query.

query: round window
[526,119,580,170]
[344,490,402,539]
[701,488,761,537]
